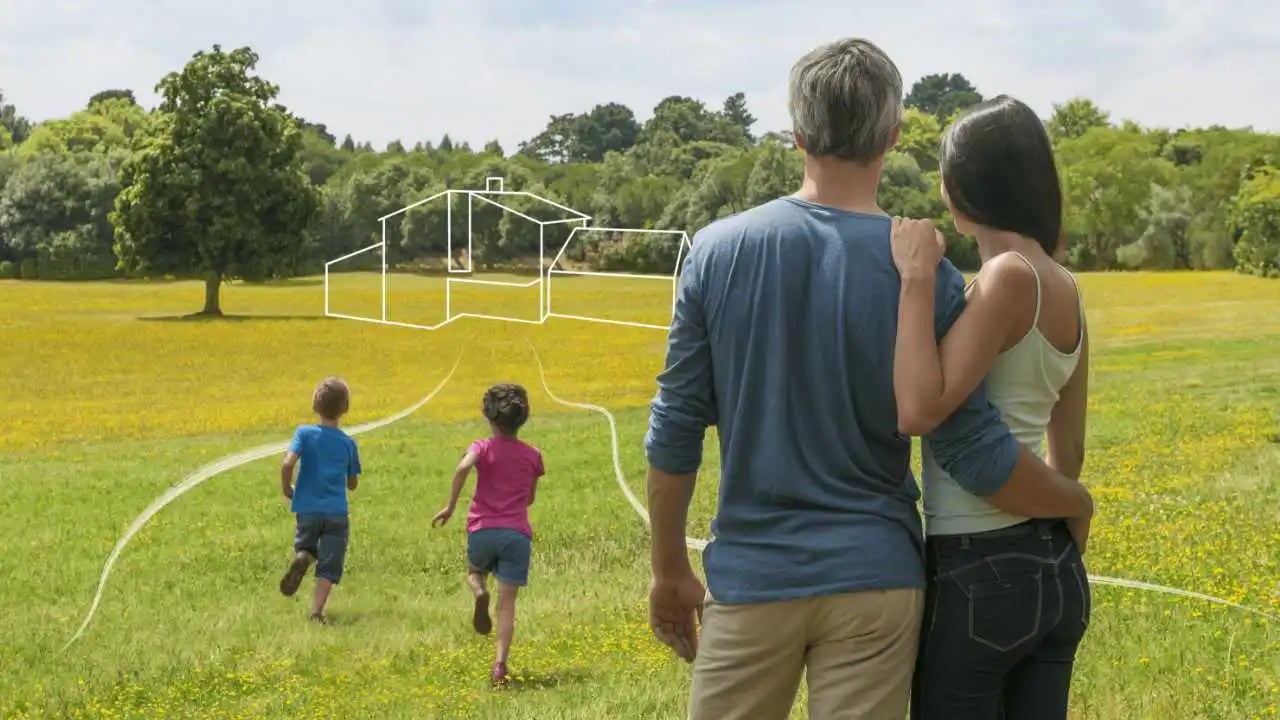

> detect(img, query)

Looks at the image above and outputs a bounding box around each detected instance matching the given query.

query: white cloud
[2,0,1278,152]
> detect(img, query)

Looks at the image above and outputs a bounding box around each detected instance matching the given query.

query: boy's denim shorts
[294,514,350,584]
[467,528,532,587]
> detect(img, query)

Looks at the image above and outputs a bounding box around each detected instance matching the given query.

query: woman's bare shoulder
[971,251,1039,299]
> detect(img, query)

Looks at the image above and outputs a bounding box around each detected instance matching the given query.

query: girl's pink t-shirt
[466,436,544,538]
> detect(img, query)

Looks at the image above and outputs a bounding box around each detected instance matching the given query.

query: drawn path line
[532,345,707,551]
[63,350,466,651]
[531,344,1278,621]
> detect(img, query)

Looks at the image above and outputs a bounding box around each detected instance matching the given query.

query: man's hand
[649,569,706,663]
[431,506,454,527]
[891,217,946,278]
[282,484,293,500]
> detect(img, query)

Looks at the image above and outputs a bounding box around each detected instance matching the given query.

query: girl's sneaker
[490,661,509,687]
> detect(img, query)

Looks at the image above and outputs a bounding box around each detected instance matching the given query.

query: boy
[432,383,544,686]
[279,376,362,624]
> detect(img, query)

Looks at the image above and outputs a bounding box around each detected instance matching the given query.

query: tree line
[0,46,1277,315]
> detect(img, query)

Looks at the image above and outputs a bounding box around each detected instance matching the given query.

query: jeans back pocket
[967,570,1044,652]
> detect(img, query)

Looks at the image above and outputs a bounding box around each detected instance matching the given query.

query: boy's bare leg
[311,578,333,620]
[495,582,519,664]
[468,570,492,635]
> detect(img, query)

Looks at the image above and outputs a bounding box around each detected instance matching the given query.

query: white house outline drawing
[324,177,692,331]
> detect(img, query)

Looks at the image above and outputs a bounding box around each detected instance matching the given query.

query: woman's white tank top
[921,253,1085,536]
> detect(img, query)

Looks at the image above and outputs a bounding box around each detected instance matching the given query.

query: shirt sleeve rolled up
[644,242,717,476]
[924,262,1020,497]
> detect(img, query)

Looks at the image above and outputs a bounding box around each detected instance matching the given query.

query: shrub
[1229,167,1280,278]
[18,257,37,279]
[36,233,117,280]
[0,261,15,279]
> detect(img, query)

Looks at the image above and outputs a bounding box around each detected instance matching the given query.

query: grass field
[1,271,1278,719]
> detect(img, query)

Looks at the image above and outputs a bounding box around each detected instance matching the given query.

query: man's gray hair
[788,38,903,163]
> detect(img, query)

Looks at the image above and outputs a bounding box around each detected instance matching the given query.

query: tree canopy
[110,45,319,314]
[905,73,983,120]
[1,49,1276,307]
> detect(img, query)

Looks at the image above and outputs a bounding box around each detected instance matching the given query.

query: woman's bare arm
[1046,320,1089,480]
[895,253,1037,435]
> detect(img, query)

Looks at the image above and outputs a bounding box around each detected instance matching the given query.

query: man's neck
[793,155,885,216]
[319,418,340,428]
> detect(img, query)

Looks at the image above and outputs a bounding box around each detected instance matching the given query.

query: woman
[890,95,1091,719]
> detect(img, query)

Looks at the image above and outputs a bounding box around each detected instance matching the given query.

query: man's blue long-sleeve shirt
[644,197,1021,604]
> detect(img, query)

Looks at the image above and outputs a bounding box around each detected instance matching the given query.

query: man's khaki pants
[689,587,923,720]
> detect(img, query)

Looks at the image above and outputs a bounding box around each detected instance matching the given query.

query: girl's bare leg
[495,582,519,664]
[468,570,492,635]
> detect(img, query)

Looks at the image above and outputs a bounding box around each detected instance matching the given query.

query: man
[643,37,1094,720]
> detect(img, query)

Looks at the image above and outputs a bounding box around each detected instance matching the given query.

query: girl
[432,383,544,687]
[891,96,1091,719]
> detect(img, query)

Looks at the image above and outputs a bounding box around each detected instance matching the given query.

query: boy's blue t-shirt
[289,424,361,516]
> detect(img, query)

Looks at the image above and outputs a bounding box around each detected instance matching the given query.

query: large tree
[572,103,641,162]
[297,127,348,186]
[896,108,943,172]
[642,95,748,146]
[520,104,642,165]
[112,45,319,315]
[1118,184,1195,269]
[519,113,576,164]
[0,152,122,279]
[745,139,803,206]
[1229,165,1280,277]
[19,99,146,155]
[297,119,336,145]
[722,92,756,142]
[1056,126,1175,269]
[1047,98,1111,142]
[905,73,983,120]
[0,91,32,145]
[88,89,138,108]
[1174,127,1280,268]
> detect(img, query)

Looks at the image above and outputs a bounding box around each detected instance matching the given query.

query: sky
[3,0,1278,152]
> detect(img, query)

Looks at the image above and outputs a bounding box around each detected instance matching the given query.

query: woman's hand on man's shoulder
[890,217,946,279]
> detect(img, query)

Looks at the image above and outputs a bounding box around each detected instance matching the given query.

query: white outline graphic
[323,178,689,332]
[62,350,466,650]
[532,344,707,551]
[547,227,692,331]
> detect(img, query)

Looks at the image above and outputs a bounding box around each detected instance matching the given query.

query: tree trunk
[1175,230,1192,270]
[201,271,222,316]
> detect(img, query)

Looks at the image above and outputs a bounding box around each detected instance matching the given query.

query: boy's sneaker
[490,661,509,687]
[309,612,328,625]
[472,590,492,635]
[279,551,315,597]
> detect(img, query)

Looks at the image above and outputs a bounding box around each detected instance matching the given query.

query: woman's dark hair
[939,95,1062,254]
[483,383,530,435]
